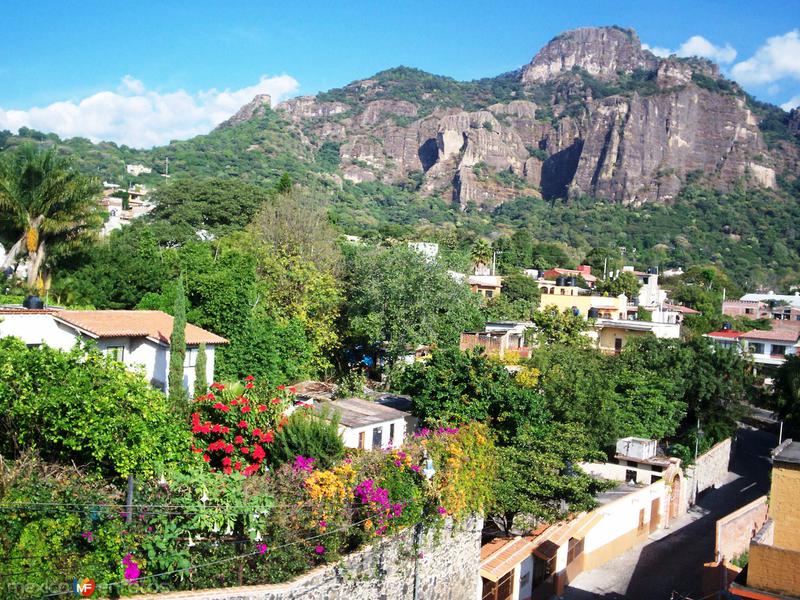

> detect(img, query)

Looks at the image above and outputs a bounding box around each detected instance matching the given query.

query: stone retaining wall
[130,516,483,600]
[687,437,733,504]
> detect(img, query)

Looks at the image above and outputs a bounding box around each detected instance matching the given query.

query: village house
[727,440,800,599]
[311,397,410,450]
[460,321,534,360]
[706,324,800,369]
[540,265,597,289]
[536,281,682,353]
[469,274,504,299]
[0,305,226,394]
[480,458,686,600]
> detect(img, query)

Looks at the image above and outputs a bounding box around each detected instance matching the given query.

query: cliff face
[521,27,658,84]
[227,26,791,207]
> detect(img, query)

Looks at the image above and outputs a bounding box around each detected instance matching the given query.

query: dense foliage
[0,338,189,478]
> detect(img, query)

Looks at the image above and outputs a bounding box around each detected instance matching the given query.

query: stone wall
[714,495,768,561]
[687,437,733,504]
[131,517,483,600]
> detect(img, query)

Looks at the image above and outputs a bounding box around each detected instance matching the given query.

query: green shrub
[0,338,190,478]
[268,408,345,469]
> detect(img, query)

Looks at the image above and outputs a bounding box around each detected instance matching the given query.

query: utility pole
[779,420,784,445]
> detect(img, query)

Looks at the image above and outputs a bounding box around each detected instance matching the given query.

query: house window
[105,346,124,361]
[748,342,765,354]
[745,308,754,315]
[372,426,383,449]
[567,537,584,564]
[485,290,493,299]
[772,344,789,355]
[625,469,637,483]
[185,348,197,367]
[357,432,366,449]
[389,423,395,446]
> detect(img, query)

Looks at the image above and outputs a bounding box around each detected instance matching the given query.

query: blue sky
[1,0,798,147]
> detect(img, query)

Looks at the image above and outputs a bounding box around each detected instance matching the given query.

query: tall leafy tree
[168,275,188,407]
[343,245,484,365]
[0,144,102,287]
[470,239,492,271]
[193,342,208,399]
[772,355,800,436]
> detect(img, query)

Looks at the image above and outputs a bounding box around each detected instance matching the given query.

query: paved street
[563,426,776,600]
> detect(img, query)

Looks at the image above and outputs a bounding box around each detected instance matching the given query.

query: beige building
[730,440,800,599]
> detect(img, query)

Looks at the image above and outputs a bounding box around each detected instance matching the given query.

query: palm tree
[470,239,492,272]
[0,145,102,288]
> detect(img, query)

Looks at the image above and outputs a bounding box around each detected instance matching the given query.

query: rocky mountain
[215,26,794,208]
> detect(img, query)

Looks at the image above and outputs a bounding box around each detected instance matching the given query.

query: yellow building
[730,440,800,599]
[538,285,628,319]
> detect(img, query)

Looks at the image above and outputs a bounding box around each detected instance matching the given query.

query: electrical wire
[40,514,380,598]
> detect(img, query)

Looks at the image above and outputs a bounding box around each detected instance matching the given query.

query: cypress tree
[193,342,208,399]
[168,275,188,406]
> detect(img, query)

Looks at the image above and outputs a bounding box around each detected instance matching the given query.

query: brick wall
[770,461,800,551]
[130,516,483,600]
[748,539,800,597]
[714,496,768,561]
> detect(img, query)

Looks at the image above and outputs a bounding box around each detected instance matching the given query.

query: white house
[312,397,409,450]
[706,326,800,367]
[0,307,227,394]
[126,163,152,176]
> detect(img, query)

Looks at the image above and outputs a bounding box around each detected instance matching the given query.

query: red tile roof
[480,536,536,582]
[707,330,745,339]
[663,303,701,315]
[53,310,228,345]
[740,327,800,343]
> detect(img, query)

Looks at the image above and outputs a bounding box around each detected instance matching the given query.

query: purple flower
[414,428,431,438]
[293,455,315,473]
[257,544,268,555]
[314,545,325,554]
[81,531,94,543]
[410,464,420,473]
[319,520,328,528]
[122,553,140,583]
[393,459,402,467]
[437,506,447,515]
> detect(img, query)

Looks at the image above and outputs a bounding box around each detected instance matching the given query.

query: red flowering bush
[191,378,297,476]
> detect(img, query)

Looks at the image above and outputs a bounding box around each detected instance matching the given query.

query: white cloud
[781,94,800,111]
[642,43,672,58]
[0,74,300,148]
[643,35,737,64]
[731,30,800,85]
[677,36,737,64]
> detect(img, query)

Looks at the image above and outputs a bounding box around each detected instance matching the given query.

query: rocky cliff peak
[521,26,658,84]
[218,94,272,128]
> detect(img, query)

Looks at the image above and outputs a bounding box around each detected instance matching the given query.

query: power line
[41,515,379,598]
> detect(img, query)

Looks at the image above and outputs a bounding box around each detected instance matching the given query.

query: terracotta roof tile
[480,536,535,582]
[53,310,228,345]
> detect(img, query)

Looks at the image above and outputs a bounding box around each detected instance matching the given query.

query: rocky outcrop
[237,26,791,207]
[521,27,658,84]
[218,94,271,127]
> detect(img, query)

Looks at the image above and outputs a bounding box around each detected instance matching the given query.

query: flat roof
[313,397,409,428]
[774,441,800,465]
[595,482,643,506]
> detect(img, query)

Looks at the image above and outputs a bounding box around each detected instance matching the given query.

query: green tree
[582,247,622,277]
[470,239,492,271]
[147,178,272,244]
[772,355,800,435]
[0,337,189,478]
[343,245,484,365]
[531,306,591,347]
[0,144,102,287]
[502,272,541,305]
[169,275,188,407]
[268,408,345,470]
[194,342,208,398]
[491,423,603,533]
[54,220,168,308]
[596,271,641,299]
